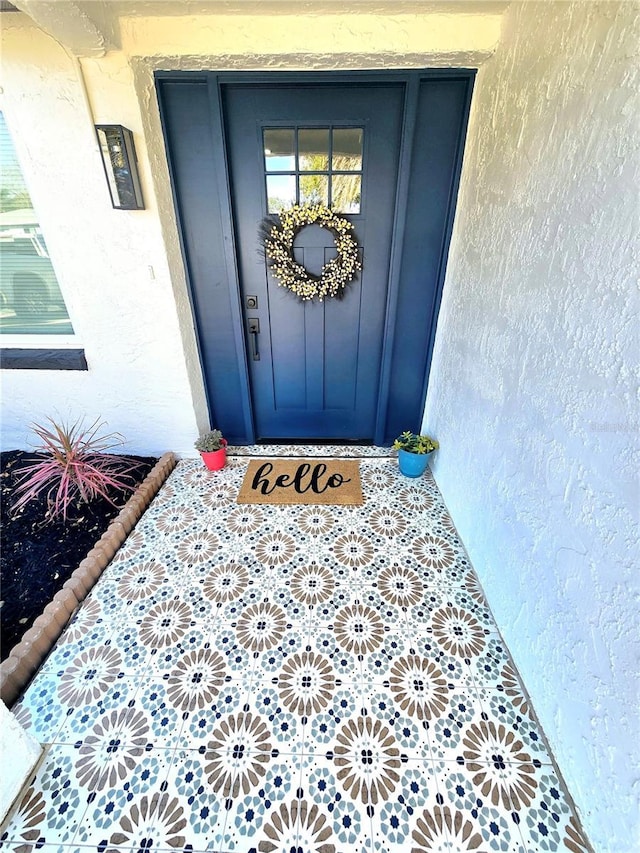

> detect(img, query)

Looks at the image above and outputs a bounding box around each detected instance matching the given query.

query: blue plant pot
[397,448,431,478]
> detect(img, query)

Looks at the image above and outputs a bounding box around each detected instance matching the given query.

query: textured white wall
[119,8,502,65]
[0,23,205,457]
[425,3,639,851]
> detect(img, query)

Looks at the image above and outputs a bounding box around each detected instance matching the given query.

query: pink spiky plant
[12,417,143,522]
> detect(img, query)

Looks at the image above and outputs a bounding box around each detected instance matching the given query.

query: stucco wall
[425,3,639,851]
[119,8,501,65]
[0,23,205,456]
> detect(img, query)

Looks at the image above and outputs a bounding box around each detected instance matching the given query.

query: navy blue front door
[223,84,403,441]
[157,71,474,445]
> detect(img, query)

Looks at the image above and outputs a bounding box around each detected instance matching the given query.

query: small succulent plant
[194,429,226,452]
[392,431,439,455]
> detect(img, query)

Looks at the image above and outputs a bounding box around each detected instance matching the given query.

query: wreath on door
[261,204,361,301]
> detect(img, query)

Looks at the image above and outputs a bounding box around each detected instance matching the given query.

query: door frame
[156,69,475,445]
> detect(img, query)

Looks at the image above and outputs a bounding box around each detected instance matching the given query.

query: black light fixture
[95,124,144,210]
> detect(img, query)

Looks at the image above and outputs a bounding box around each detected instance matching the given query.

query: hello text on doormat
[236,458,363,506]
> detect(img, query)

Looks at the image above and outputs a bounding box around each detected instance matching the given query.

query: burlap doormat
[237,458,363,506]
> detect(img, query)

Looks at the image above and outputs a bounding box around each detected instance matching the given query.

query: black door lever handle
[248,318,260,361]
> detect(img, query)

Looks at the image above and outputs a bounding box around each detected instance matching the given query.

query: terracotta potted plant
[194,429,227,471]
[392,431,439,478]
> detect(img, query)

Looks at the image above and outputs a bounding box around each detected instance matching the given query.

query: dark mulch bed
[0,450,157,661]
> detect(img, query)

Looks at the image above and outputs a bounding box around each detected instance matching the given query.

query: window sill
[0,348,87,370]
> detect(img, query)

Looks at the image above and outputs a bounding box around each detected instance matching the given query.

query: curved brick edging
[0,452,177,708]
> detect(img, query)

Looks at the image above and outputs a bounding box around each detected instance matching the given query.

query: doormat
[237,458,362,506]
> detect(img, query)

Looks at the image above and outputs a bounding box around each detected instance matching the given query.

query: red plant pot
[199,441,227,471]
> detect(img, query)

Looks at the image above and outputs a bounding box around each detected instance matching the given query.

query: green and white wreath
[262,204,361,301]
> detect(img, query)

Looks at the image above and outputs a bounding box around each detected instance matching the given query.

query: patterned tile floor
[1,451,591,853]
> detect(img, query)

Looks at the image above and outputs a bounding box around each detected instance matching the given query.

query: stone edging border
[0,452,177,708]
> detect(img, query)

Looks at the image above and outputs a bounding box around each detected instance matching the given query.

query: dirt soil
[0,450,157,661]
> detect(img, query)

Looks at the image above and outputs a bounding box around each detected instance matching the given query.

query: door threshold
[256,438,372,446]
[228,444,394,458]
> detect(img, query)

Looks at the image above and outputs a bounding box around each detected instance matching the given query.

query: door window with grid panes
[264,127,363,214]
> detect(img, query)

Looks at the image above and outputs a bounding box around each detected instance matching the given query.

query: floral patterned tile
[73,751,185,850]
[145,629,215,677]
[366,758,446,853]
[359,633,477,689]
[449,585,496,626]
[406,527,479,573]
[11,671,69,745]
[177,682,248,750]
[482,657,536,713]
[3,455,590,853]
[163,747,230,850]
[106,624,153,674]
[432,760,535,852]
[0,745,92,848]
[0,846,91,853]
[515,765,590,853]
[474,688,552,763]
[292,505,338,538]
[53,675,138,746]
[257,649,379,753]
[388,483,445,515]
[121,677,187,748]
[401,603,498,671]
[382,666,479,750]
[89,558,175,604]
[35,621,116,681]
[438,757,591,853]
[247,683,305,752]
[427,687,516,765]
[407,557,473,590]
[469,636,519,691]
[218,760,306,850]
[193,562,256,611]
[229,585,312,627]
[206,625,254,677]
[235,624,310,680]
[307,628,362,683]
[52,599,114,648]
[306,761,370,849]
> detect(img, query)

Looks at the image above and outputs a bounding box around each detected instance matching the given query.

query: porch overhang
[10,1,507,67]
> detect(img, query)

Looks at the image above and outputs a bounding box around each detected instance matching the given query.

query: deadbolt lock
[246,295,258,309]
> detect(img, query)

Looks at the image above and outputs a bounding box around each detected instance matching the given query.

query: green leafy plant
[12,417,142,522]
[194,429,226,452]
[392,431,439,455]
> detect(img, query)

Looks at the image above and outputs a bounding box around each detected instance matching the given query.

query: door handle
[248,318,260,361]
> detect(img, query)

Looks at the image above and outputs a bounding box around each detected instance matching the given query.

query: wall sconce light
[95,124,144,210]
